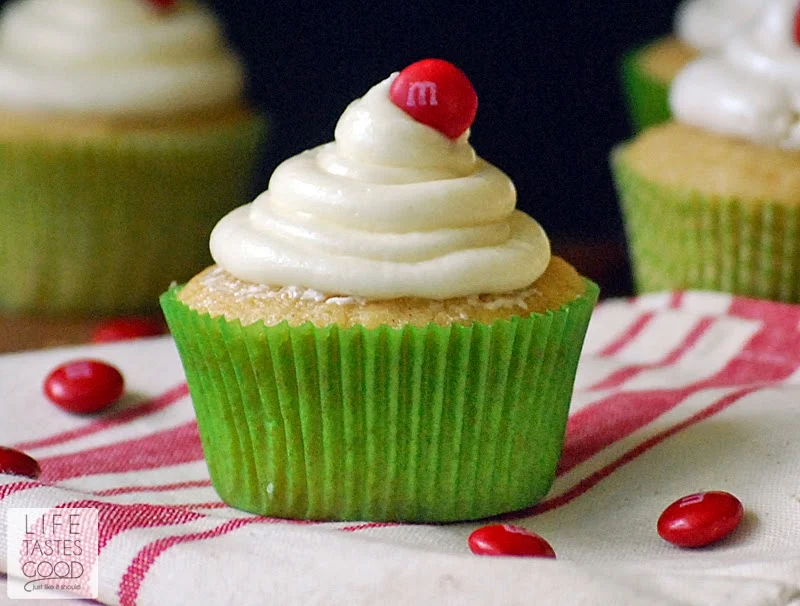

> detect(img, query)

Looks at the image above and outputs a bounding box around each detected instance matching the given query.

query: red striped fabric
[118,517,262,606]
[38,421,203,482]
[14,384,189,452]
[2,290,799,605]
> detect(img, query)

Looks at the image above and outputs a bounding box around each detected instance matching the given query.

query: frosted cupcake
[614,0,800,302]
[622,0,766,131]
[161,59,599,522]
[0,0,265,315]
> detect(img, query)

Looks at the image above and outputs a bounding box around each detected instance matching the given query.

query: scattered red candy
[0,447,41,479]
[389,58,478,139]
[44,360,125,415]
[794,3,800,46]
[657,491,744,548]
[91,316,166,344]
[468,524,556,558]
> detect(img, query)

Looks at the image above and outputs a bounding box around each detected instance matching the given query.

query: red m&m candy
[389,59,478,139]
[794,3,800,46]
[146,0,178,11]
[0,447,41,479]
[44,360,125,415]
[657,491,744,548]
[468,524,556,558]
[91,316,166,344]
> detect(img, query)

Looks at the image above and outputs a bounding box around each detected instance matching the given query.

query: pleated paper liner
[621,46,672,133]
[613,152,800,302]
[161,279,599,523]
[0,113,266,315]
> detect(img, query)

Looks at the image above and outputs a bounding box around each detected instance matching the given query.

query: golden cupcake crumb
[617,122,800,205]
[177,256,587,329]
[636,36,698,83]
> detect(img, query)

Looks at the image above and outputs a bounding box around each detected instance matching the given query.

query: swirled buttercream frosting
[211,73,550,300]
[671,0,800,149]
[675,0,766,52]
[0,0,244,117]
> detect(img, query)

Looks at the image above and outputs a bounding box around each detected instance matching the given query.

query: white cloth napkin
[1,291,799,606]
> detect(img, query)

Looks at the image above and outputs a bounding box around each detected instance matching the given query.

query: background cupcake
[621,0,766,132]
[614,0,800,302]
[162,60,598,523]
[0,0,265,315]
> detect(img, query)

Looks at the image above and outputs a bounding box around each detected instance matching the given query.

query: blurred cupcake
[621,0,766,131]
[614,0,800,302]
[161,59,599,522]
[0,0,266,315]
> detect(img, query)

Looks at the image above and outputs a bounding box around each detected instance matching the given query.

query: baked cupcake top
[0,0,244,118]
[211,60,550,299]
[210,60,550,301]
[671,0,800,148]
[675,0,766,52]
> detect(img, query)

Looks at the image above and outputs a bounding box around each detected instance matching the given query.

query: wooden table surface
[0,240,631,355]
[0,314,101,354]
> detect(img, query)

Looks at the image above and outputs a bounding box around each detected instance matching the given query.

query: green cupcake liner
[161,280,599,522]
[621,44,672,133]
[613,151,800,302]
[0,114,266,315]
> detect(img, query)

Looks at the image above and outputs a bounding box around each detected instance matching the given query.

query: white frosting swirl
[211,74,550,300]
[0,0,244,117]
[676,0,766,52]
[671,0,800,149]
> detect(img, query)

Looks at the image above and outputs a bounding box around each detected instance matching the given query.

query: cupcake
[621,0,766,132]
[614,0,800,302]
[0,0,265,315]
[161,59,599,523]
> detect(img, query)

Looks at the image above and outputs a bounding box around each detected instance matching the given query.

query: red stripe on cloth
[168,502,228,510]
[668,292,684,309]
[588,317,714,392]
[167,503,327,516]
[38,421,203,482]
[339,522,397,532]
[728,296,800,324]
[558,303,800,476]
[724,297,800,376]
[559,389,694,475]
[597,312,655,358]
[118,518,260,606]
[558,317,714,475]
[515,387,758,519]
[247,517,320,526]
[14,383,189,452]
[54,500,205,550]
[94,480,212,497]
[695,310,800,384]
[0,480,40,500]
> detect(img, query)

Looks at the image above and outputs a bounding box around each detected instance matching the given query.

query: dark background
[208,0,681,245]
[0,0,684,295]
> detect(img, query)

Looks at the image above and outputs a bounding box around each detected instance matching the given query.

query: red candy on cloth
[658,491,744,548]
[468,524,556,558]
[0,446,40,479]
[44,360,125,415]
[2,291,800,605]
[91,317,167,344]
[794,3,800,46]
